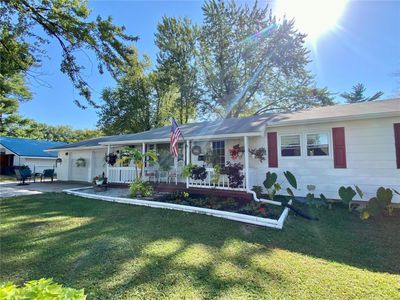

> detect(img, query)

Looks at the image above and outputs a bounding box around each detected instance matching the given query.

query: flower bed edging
[63,187,291,229]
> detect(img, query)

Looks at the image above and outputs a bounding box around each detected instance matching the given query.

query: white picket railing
[108,166,247,192]
[108,167,138,183]
[188,167,246,191]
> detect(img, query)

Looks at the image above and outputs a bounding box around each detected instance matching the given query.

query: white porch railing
[188,168,246,191]
[108,167,138,183]
[108,166,247,192]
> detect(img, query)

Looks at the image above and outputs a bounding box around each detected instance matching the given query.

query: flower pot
[95,180,104,186]
[94,185,107,192]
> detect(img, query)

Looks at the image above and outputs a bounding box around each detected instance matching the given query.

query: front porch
[104,134,265,193]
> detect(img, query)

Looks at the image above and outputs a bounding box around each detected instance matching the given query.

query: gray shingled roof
[48,98,400,150]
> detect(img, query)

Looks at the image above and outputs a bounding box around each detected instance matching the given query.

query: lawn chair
[168,161,184,185]
[15,168,32,185]
[41,169,55,182]
[143,167,156,182]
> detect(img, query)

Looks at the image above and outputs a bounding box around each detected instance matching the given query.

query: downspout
[186,140,190,188]
[106,144,110,180]
[244,135,282,206]
[142,143,145,178]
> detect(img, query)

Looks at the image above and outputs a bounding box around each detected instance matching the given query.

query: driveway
[0,181,90,198]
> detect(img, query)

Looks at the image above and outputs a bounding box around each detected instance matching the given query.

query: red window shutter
[332,127,347,168]
[394,123,400,169]
[267,132,278,168]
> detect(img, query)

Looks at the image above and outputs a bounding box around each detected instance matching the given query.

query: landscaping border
[63,187,292,229]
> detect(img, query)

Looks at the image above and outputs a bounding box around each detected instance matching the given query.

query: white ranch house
[48,99,400,203]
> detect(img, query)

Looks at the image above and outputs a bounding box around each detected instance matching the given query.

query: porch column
[106,144,110,179]
[244,136,249,191]
[141,142,145,177]
[88,150,94,182]
[186,140,190,188]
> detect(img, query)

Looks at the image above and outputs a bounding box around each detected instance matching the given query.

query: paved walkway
[0,181,90,198]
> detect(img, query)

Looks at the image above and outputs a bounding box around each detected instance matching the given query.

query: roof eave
[266,111,400,128]
[45,145,107,152]
[99,131,263,146]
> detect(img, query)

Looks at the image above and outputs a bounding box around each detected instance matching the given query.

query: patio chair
[15,168,32,185]
[168,161,184,185]
[41,169,55,182]
[143,167,156,182]
[158,170,169,183]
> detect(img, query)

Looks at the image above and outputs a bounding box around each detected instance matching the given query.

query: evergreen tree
[340,83,383,103]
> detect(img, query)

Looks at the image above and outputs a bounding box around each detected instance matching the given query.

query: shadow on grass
[1,193,399,298]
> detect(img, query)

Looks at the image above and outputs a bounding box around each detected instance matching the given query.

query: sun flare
[274,0,348,40]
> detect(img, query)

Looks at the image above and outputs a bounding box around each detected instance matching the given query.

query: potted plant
[249,147,266,162]
[105,153,118,166]
[222,162,244,188]
[92,173,107,191]
[191,166,207,181]
[228,144,243,160]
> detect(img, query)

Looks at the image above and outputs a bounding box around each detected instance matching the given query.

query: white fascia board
[0,143,18,156]
[266,111,400,128]
[44,146,107,152]
[20,156,58,160]
[99,132,263,146]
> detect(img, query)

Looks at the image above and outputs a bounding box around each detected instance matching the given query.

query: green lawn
[1,193,399,299]
[0,174,16,182]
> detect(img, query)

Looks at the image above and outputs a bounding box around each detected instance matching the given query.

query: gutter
[100,131,263,146]
[265,111,400,128]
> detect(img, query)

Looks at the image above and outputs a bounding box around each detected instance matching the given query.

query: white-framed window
[306,133,329,156]
[280,135,301,157]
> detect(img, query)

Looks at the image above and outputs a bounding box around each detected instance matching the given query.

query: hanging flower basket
[76,158,86,167]
[249,147,266,162]
[105,153,118,166]
[229,144,243,160]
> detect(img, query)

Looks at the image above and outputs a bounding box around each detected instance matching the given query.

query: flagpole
[172,117,185,141]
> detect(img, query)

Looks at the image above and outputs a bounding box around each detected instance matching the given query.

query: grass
[1,193,399,299]
[0,174,16,182]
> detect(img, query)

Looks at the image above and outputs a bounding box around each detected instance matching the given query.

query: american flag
[170,118,182,157]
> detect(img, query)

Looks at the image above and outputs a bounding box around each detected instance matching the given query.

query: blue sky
[19,0,400,129]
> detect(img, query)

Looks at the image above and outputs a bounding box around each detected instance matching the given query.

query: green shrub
[361,187,393,219]
[0,278,86,299]
[182,163,195,178]
[129,179,153,197]
[338,186,357,211]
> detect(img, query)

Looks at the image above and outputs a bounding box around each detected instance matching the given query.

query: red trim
[394,123,400,169]
[267,132,278,168]
[332,127,347,168]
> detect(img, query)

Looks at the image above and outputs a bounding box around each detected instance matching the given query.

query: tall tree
[97,48,153,135]
[0,29,34,136]
[340,83,384,103]
[155,17,200,124]
[198,0,333,118]
[151,70,180,128]
[0,0,137,107]
[1,117,102,142]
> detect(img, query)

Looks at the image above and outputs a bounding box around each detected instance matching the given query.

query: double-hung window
[307,133,329,156]
[281,135,301,157]
[212,141,225,167]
